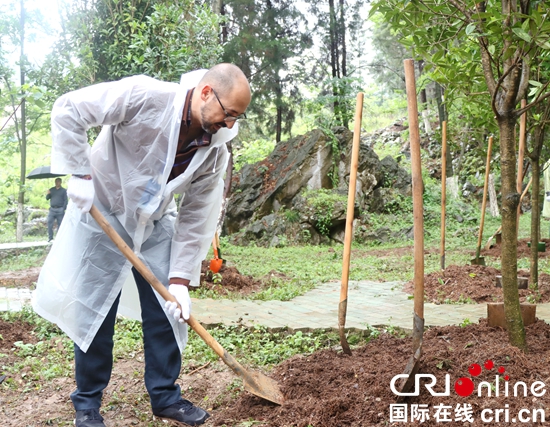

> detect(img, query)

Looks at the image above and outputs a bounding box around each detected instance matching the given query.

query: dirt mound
[0,319,36,352]
[404,264,550,304]
[0,267,41,288]
[482,237,550,258]
[199,260,262,295]
[215,319,550,426]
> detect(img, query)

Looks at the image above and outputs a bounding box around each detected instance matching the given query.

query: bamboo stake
[338,92,364,356]
[440,121,447,270]
[473,136,493,262]
[517,99,526,238]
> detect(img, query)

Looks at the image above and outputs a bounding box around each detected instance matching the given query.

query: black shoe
[74,409,105,427]
[48,238,53,243]
[153,399,210,426]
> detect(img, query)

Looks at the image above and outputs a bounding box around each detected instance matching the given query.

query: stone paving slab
[0,280,546,333]
[191,280,500,331]
[0,241,50,251]
[0,287,33,312]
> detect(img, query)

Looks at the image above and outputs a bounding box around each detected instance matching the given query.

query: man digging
[33,63,251,426]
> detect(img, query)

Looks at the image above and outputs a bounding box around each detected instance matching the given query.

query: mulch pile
[404,264,550,304]
[199,260,263,295]
[482,237,550,258]
[215,319,550,426]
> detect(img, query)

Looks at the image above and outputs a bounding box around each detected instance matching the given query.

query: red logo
[454,359,508,397]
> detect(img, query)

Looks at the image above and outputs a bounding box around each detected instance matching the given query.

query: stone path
[193,280,488,332]
[5,280,550,332]
[0,241,49,251]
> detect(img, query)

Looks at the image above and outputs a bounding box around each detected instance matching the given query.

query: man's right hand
[165,284,192,322]
[67,175,95,214]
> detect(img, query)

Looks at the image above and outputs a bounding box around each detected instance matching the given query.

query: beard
[200,104,226,134]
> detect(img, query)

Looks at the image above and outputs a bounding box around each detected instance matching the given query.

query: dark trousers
[71,268,182,410]
[47,207,65,240]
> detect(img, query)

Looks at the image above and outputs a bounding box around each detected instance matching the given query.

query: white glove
[165,284,191,322]
[67,175,95,214]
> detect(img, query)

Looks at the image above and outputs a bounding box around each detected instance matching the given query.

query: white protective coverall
[33,70,237,353]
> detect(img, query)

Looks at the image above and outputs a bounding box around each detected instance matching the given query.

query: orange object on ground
[209,232,223,273]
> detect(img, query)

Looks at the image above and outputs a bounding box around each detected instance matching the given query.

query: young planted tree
[371,0,550,350]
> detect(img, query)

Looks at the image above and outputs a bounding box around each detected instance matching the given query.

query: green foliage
[184,324,377,367]
[222,0,311,141]
[302,189,347,237]
[125,1,223,80]
[367,12,410,94]
[233,138,276,171]
[362,88,408,134]
[460,318,472,327]
[41,0,223,97]
[0,247,49,272]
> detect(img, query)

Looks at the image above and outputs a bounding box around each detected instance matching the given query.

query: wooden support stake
[440,121,447,270]
[517,99,527,237]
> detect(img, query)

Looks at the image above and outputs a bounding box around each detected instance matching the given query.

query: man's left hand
[165,284,191,322]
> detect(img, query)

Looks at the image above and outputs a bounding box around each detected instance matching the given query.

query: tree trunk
[530,158,540,288]
[527,105,547,288]
[488,174,500,217]
[339,0,346,78]
[338,0,348,129]
[16,0,26,243]
[328,0,340,122]
[212,0,223,14]
[498,116,526,350]
[275,78,282,142]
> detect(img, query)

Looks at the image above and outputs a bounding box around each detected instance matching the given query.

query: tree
[368,13,409,94]
[220,0,311,142]
[525,54,550,287]
[371,0,550,350]
[0,0,50,241]
[307,0,366,129]
[40,0,224,98]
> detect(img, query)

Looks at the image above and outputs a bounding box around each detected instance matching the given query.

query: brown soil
[482,237,550,258]
[0,263,264,296]
[404,264,550,304]
[0,267,41,288]
[4,318,550,426]
[199,260,263,295]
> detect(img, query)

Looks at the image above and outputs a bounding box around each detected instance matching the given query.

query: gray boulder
[225,126,410,246]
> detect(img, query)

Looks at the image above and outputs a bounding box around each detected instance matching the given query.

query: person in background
[46,177,67,242]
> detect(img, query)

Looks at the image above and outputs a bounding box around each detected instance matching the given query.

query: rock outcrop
[225,126,411,246]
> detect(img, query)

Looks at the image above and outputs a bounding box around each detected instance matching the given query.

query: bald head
[199,63,250,99]
[192,63,251,134]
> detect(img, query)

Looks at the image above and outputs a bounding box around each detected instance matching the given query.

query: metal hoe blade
[397,313,424,400]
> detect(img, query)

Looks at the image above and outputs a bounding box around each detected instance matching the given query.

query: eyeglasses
[211,88,247,122]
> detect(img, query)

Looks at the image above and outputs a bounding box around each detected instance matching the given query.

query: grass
[0,307,379,390]
[0,246,49,273]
